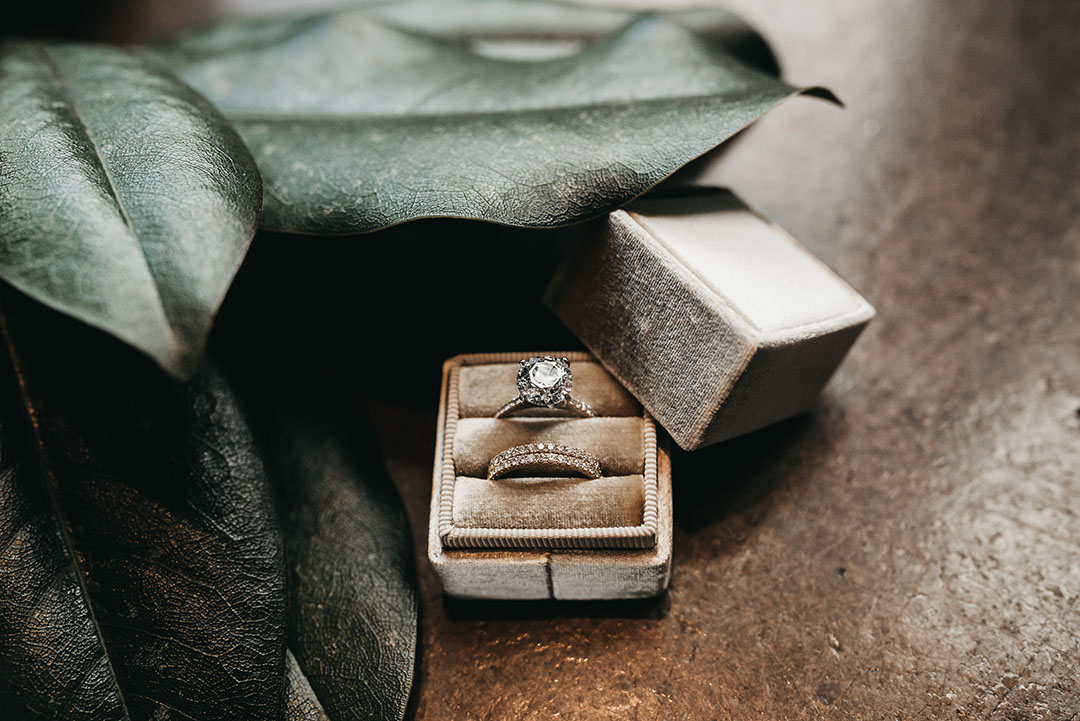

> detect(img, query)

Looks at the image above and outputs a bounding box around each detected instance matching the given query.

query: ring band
[494,356,596,419]
[487,443,602,480]
[495,395,595,419]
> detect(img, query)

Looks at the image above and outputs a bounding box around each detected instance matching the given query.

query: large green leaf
[156,0,830,234]
[218,365,419,721]
[265,408,418,721]
[0,296,286,720]
[0,354,127,721]
[285,650,331,721]
[0,42,262,379]
[0,290,419,721]
[212,257,420,720]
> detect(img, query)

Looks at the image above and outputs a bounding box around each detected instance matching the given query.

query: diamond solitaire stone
[496,355,595,418]
[530,359,564,388]
[517,356,573,406]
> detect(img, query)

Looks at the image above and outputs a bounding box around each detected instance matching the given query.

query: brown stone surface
[368,1,1080,719]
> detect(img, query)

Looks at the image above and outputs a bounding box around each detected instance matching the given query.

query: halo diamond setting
[518,356,572,406]
[494,355,596,418]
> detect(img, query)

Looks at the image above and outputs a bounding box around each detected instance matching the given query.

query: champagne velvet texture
[449,360,648,535]
[429,353,673,600]
[457,363,640,418]
[544,189,875,450]
[453,476,645,530]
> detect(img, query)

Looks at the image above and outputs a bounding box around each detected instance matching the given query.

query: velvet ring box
[428,352,673,600]
[427,189,873,601]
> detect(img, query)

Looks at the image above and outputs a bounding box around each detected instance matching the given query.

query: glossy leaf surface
[0,298,286,721]
[0,43,262,378]
[158,1,827,234]
[252,397,419,721]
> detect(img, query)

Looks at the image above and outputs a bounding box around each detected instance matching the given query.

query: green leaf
[213,273,420,721]
[156,0,830,234]
[254,399,419,721]
[0,296,287,721]
[0,289,420,721]
[362,0,780,76]
[0,42,262,379]
[284,650,331,721]
[0,358,128,721]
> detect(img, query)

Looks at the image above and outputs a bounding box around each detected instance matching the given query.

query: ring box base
[428,352,672,600]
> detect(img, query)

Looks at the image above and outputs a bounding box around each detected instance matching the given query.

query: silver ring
[488,443,602,480]
[494,356,596,419]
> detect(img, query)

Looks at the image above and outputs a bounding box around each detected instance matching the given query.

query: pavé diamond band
[487,443,602,480]
[494,356,596,419]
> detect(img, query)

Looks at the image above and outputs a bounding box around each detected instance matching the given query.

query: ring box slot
[452,417,645,478]
[457,363,642,418]
[452,476,645,530]
[429,352,673,599]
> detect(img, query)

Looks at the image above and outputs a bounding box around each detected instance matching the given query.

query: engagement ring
[487,443,602,480]
[494,356,596,418]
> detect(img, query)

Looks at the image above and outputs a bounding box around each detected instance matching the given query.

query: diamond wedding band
[494,356,596,418]
[487,443,602,480]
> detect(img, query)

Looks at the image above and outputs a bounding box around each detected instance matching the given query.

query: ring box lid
[544,188,874,451]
